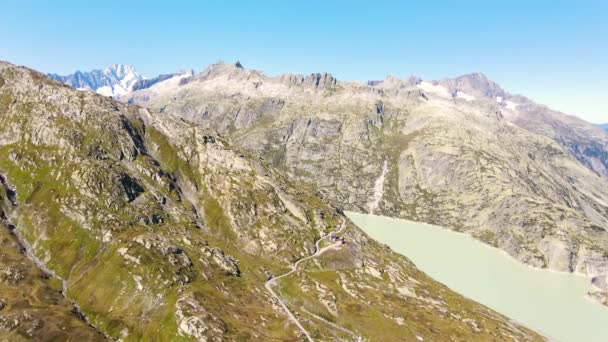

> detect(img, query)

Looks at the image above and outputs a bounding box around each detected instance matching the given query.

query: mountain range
[48,64,195,98]
[0,60,549,341]
[8,58,606,340]
[599,123,608,132]
[48,64,144,97]
[119,61,608,306]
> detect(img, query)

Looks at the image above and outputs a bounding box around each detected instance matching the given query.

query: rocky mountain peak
[437,72,506,98]
[195,61,262,82]
[105,64,139,78]
[278,72,337,89]
[305,72,337,88]
[368,75,421,89]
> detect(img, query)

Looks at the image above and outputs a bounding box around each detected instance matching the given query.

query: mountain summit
[49,64,143,97]
[436,72,506,98]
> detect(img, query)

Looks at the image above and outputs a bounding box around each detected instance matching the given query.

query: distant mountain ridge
[48,64,143,97]
[599,123,608,132]
[131,69,196,91]
[50,65,199,97]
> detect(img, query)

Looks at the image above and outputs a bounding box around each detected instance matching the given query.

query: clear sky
[1,0,606,123]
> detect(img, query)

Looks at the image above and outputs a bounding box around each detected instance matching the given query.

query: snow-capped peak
[105,64,139,80]
[49,64,144,98]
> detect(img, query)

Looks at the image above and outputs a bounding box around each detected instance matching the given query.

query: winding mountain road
[265,220,347,342]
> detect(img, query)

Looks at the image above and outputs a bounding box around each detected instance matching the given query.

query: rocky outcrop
[176,293,228,341]
[201,246,240,277]
[279,72,337,89]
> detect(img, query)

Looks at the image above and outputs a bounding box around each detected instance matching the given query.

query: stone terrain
[123,61,608,303]
[0,61,547,341]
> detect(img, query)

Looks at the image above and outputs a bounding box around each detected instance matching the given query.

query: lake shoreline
[347,212,594,281]
[347,211,608,342]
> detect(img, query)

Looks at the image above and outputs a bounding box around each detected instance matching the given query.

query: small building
[329,232,346,244]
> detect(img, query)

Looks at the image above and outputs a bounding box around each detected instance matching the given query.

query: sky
[1,0,606,123]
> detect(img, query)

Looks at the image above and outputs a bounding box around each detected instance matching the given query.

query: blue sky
[1,0,606,123]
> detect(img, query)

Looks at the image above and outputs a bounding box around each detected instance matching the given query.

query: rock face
[123,62,608,303]
[279,72,337,89]
[201,246,240,277]
[506,99,608,180]
[0,61,545,340]
[176,294,228,342]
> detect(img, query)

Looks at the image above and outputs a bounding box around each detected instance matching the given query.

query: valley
[121,61,608,305]
[0,60,547,341]
[3,1,606,340]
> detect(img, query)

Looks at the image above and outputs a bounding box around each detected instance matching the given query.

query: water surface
[346,211,608,342]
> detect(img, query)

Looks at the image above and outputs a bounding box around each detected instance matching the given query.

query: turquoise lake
[346,211,608,342]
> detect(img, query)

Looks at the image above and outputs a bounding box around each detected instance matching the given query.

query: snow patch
[417,81,451,98]
[149,72,193,92]
[96,86,113,96]
[496,96,503,103]
[456,91,475,101]
[505,100,518,110]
